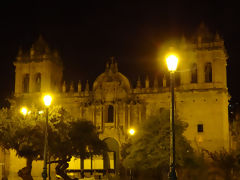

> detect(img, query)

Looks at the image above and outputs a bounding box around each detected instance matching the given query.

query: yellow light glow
[38,110,44,114]
[20,107,28,116]
[197,136,203,143]
[43,95,52,107]
[128,128,135,135]
[166,54,178,72]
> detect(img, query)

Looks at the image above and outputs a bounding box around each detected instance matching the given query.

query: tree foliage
[0,106,45,180]
[231,106,240,151]
[205,149,240,180]
[0,105,106,180]
[47,108,107,179]
[123,109,193,170]
[121,109,208,179]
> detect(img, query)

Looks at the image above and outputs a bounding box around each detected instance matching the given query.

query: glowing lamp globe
[166,54,178,72]
[20,107,28,116]
[128,128,135,135]
[43,95,52,107]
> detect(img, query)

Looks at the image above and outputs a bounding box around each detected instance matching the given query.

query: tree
[230,103,240,151]
[204,149,240,180]
[0,105,107,180]
[122,109,203,179]
[0,106,45,180]
[47,108,107,179]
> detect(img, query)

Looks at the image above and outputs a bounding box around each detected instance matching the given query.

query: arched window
[35,73,41,92]
[191,63,198,83]
[23,74,30,93]
[107,105,114,123]
[205,62,212,83]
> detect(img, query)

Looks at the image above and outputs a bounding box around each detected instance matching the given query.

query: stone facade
[1,24,230,179]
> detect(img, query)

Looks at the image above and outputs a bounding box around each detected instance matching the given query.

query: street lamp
[166,54,178,180]
[128,128,135,136]
[128,128,135,180]
[42,94,52,180]
[20,107,28,116]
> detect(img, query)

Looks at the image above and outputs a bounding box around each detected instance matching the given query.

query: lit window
[197,124,203,133]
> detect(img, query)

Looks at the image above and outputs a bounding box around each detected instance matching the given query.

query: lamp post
[42,95,52,180]
[166,54,178,180]
[128,128,135,180]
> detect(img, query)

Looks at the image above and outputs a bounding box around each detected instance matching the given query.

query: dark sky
[0,1,239,106]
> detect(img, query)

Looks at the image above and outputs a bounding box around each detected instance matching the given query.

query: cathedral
[1,24,230,179]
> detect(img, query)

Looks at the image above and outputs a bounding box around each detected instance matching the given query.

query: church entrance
[103,137,120,174]
[66,137,120,178]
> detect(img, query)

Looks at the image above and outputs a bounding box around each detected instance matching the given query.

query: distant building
[1,24,230,179]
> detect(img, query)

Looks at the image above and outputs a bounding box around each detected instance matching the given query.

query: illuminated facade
[1,24,230,179]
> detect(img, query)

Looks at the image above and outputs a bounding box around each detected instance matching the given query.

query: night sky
[0,1,239,107]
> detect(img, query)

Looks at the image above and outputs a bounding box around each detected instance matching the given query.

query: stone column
[115,104,118,128]
[162,75,166,88]
[29,73,34,93]
[123,104,126,132]
[128,105,131,129]
[79,106,83,119]
[145,103,150,119]
[212,59,216,83]
[138,104,142,124]
[180,64,190,86]
[100,105,103,131]
[92,106,96,125]
[102,105,106,131]
[198,55,204,84]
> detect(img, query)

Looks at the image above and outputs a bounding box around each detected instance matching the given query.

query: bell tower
[193,23,227,89]
[180,23,227,90]
[177,23,230,151]
[14,36,63,96]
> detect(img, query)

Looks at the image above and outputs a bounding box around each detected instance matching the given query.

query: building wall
[2,27,230,178]
[176,90,229,152]
[0,150,55,180]
[14,60,62,96]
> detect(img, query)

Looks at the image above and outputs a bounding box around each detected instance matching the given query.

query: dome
[93,61,131,91]
[93,60,131,101]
